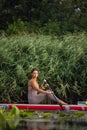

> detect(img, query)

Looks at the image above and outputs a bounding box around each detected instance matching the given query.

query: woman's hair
[30,68,38,73]
[29,68,38,78]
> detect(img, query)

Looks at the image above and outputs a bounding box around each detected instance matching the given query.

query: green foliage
[74,111,84,117]
[43,112,51,118]
[6,19,28,35]
[0,0,87,35]
[0,111,6,128]
[6,105,20,129]
[0,33,87,103]
[58,111,84,118]
[40,20,62,35]
[19,110,34,117]
[0,105,20,129]
[7,105,20,118]
[0,105,86,129]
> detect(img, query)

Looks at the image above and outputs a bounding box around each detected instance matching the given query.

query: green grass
[0,32,87,103]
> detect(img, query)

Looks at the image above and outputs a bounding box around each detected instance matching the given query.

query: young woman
[28,68,67,105]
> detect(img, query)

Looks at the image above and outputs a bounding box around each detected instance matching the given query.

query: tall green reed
[0,33,87,103]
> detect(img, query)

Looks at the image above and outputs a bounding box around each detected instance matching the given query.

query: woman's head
[30,68,39,78]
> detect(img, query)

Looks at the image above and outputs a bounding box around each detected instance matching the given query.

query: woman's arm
[31,80,53,94]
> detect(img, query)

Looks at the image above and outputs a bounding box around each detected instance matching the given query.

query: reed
[0,33,87,103]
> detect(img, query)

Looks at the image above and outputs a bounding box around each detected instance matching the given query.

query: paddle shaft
[48,86,64,110]
[44,79,64,110]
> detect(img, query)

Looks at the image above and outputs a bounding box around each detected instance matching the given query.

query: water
[25,120,87,130]
[1,118,87,130]
[1,111,87,130]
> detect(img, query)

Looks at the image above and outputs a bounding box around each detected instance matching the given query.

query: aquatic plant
[43,112,51,118]
[0,105,20,129]
[74,111,84,117]
[19,110,34,117]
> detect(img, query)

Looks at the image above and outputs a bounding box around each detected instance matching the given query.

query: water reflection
[27,120,87,130]
[27,121,55,130]
[1,119,87,130]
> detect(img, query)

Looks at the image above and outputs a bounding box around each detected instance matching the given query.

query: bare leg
[57,98,67,105]
[46,90,67,105]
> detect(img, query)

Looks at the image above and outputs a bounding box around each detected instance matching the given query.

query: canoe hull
[0,104,87,111]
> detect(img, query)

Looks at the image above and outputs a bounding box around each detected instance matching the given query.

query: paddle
[43,79,64,110]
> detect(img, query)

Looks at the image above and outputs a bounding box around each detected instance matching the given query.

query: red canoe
[0,104,87,111]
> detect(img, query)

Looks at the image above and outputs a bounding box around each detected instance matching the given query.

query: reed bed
[0,33,87,103]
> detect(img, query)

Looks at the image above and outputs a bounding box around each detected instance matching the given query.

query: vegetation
[0,1,87,129]
[0,105,86,129]
[0,33,87,103]
[0,0,87,104]
[0,0,87,35]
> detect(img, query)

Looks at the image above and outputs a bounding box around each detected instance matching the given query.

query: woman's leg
[46,90,67,105]
[28,93,47,104]
[28,91,67,104]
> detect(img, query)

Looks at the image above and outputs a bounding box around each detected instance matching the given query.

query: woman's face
[31,70,39,78]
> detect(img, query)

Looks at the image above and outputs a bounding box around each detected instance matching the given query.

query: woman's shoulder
[28,79,33,88]
[28,79,36,84]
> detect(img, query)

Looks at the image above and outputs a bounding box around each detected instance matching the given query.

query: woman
[28,68,67,105]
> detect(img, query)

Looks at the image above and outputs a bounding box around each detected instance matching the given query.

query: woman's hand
[44,83,49,88]
[46,90,54,94]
